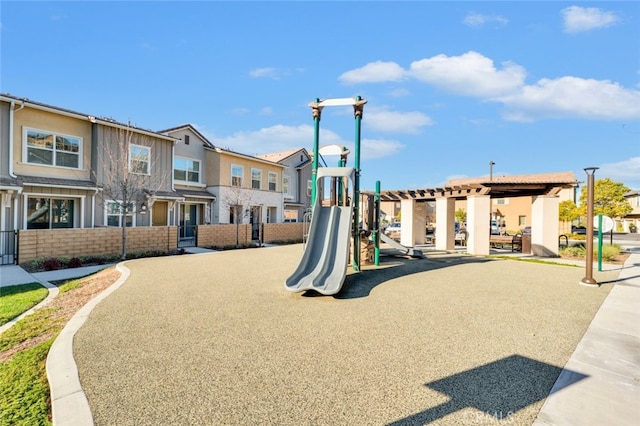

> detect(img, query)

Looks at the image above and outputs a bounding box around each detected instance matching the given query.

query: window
[283,176,290,196]
[494,198,509,205]
[27,197,75,229]
[184,134,190,145]
[284,209,298,222]
[267,206,277,223]
[251,168,262,189]
[130,144,150,174]
[174,157,200,183]
[25,127,81,169]
[519,215,526,226]
[106,201,134,227]
[268,172,277,191]
[307,180,312,197]
[231,165,243,187]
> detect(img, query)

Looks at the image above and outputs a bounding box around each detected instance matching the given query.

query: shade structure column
[400,198,416,247]
[467,195,491,255]
[531,195,560,256]
[435,197,456,251]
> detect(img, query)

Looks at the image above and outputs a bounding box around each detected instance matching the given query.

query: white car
[385,222,402,235]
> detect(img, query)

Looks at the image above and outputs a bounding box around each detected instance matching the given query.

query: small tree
[578,178,632,219]
[96,124,170,260]
[455,208,467,225]
[559,199,579,234]
[223,184,254,246]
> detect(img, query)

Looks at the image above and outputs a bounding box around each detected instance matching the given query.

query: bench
[490,234,522,252]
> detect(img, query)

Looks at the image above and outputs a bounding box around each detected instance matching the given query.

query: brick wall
[18,227,178,264]
[16,223,306,264]
[197,224,252,247]
[263,223,304,243]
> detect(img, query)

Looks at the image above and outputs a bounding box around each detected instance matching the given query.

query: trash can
[521,235,531,254]
[630,224,637,233]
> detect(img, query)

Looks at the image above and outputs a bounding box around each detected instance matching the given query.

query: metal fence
[0,230,17,265]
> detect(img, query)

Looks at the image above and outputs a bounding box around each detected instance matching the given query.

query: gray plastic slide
[285,167,354,295]
[379,232,424,258]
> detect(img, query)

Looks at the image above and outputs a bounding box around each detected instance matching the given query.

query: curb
[46,262,131,426]
[0,280,59,335]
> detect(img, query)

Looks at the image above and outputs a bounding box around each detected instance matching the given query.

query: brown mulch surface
[0,267,121,363]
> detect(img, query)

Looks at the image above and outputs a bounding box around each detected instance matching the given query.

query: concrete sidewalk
[533,252,640,425]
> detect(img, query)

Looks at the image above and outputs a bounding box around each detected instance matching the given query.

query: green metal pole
[310,99,321,213]
[374,180,380,266]
[597,214,603,272]
[353,96,363,272]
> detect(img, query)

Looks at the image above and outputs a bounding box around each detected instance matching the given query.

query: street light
[489,161,495,181]
[581,167,599,286]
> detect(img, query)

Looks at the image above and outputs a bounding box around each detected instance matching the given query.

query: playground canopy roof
[370,172,579,201]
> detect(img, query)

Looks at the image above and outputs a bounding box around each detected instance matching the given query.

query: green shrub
[560,244,621,261]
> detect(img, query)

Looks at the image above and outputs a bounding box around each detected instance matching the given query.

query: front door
[250,206,261,240]
[179,204,197,247]
[152,201,168,226]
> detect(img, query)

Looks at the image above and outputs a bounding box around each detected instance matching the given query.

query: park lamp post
[580,166,599,286]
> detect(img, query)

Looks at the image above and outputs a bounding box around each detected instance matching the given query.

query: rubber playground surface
[73,244,619,425]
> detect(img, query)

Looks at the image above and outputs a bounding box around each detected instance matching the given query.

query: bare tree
[222,184,254,246]
[94,123,171,259]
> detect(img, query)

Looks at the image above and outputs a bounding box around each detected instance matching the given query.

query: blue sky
[2,1,639,192]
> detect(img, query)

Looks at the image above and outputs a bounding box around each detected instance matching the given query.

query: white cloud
[463,12,509,28]
[212,124,346,155]
[360,138,405,160]
[409,51,526,98]
[562,6,619,33]
[388,87,411,98]
[339,51,640,122]
[499,76,640,121]
[259,106,273,116]
[228,107,251,115]
[338,61,407,84]
[249,67,280,79]
[597,157,640,188]
[365,107,434,133]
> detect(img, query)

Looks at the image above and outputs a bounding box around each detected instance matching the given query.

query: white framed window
[106,201,134,227]
[283,176,290,196]
[129,144,150,175]
[307,180,312,197]
[24,127,82,169]
[251,168,262,189]
[268,172,277,191]
[174,157,200,183]
[231,164,243,187]
[284,209,298,222]
[494,198,509,205]
[26,197,75,229]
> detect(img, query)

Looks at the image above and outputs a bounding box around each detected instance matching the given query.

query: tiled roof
[157,124,214,148]
[1,93,177,141]
[18,175,98,189]
[258,148,303,163]
[176,189,216,199]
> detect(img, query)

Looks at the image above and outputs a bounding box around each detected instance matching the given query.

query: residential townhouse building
[205,146,285,240]
[622,190,639,232]
[0,94,182,263]
[161,124,286,240]
[258,148,312,223]
[159,124,217,246]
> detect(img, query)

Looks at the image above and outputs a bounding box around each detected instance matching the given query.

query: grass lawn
[0,283,49,326]
[0,269,120,426]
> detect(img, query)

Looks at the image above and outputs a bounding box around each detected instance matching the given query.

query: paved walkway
[2,247,638,425]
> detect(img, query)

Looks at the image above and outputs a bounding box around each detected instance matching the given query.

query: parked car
[491,220,500,235]
[385,222,402,236]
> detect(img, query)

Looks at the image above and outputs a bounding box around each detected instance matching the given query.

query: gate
[0,230,17,265]
[178,225,197,248]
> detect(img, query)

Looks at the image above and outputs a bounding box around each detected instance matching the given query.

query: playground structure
[285,97,421,295]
